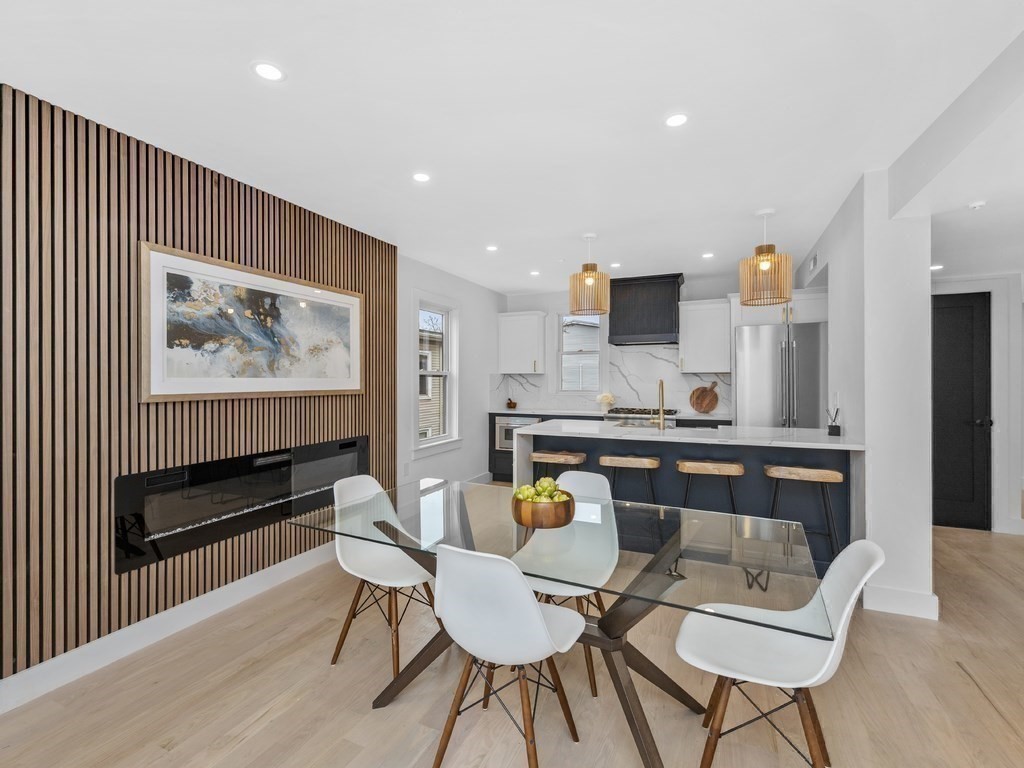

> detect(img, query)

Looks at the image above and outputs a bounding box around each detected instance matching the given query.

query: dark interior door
[932,292,991,529]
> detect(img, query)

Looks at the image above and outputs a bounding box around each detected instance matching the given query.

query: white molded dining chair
[511,470,618,697]
[675,539,884,768]
[432,544,584,768]
[330,475,436,678]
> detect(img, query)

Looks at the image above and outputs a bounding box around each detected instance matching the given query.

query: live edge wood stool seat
[764,465,843,560]
[676,460,745,511]
[530,450,587,481]
[599,455,661,503]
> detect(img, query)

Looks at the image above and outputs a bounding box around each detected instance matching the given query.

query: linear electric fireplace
[114,436,368,573]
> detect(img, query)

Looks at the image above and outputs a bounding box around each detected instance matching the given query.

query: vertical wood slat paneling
[0,84,397,678]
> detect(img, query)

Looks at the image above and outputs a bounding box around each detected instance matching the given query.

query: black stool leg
[609,466,619,498]
[746,475,774,593]
[769,478,782,519]
[644,469,656,505]
[682,473,694,507]
[726,476,738,515]
[819,482,840,558]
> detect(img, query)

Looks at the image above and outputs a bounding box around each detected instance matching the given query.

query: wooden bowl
[511,491,575,529]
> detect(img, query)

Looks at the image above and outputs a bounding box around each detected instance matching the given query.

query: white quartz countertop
[490,408,731,420]
[516,419,864,451]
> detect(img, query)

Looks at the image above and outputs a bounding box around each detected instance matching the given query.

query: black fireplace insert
[114,436,368,573]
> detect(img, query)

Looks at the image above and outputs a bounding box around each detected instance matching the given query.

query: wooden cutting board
[689,381,719,414]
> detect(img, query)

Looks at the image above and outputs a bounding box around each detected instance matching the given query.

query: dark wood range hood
[607,273,685,345]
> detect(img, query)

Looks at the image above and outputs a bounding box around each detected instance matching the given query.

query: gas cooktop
[606,407,679,416]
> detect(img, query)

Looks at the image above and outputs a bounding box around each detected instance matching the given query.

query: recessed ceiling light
[486,245,498,252]
[930,264,944,271]
[252,62,284,82]
[665,114,688,127]
[968,200,986,210]
[702,252,714,259]
[610,263,621,268]
[412,172,430,183]
[530,271,540,276]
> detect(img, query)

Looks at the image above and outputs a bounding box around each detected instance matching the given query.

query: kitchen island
[513,419,865,573]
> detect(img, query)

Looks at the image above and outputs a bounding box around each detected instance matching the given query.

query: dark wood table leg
[372,627,453,709]
[622,641,705,714]
[602,648,664,768]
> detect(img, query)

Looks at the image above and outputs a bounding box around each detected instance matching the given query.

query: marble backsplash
[490,344,732,417]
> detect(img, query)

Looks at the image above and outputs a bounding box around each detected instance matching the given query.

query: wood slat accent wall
[0,84,397,678]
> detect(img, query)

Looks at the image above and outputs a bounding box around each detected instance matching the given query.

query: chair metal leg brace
[712,681,822,768]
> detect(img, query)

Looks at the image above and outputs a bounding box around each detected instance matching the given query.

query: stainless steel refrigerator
[735,322,828,428]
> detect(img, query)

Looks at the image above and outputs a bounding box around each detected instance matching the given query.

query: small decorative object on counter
[506,397,517,409]
[596,392,616,414]
[827,406,841,436]
[689,381,719,414]
[511,478,575,529]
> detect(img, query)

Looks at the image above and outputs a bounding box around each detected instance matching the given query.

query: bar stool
[764,465,843,561]
[676,460,745,513]
[599,455,661,503]
[676,460,748,585]
[529,450,587,481]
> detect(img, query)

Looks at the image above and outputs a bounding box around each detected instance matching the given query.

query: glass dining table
[289,479,833,768]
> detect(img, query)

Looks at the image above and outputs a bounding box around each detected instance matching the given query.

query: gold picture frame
[140,242,364,402]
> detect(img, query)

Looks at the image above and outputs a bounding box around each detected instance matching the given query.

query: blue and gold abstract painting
[163,272,353,380]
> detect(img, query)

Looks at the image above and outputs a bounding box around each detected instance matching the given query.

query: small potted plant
[596,392,616,414]
[511,477,575,529]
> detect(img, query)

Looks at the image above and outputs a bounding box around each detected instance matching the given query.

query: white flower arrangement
[596,392,616,405]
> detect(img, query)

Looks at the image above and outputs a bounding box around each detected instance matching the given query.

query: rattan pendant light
[569,234,610,315]
[739,209,792,306]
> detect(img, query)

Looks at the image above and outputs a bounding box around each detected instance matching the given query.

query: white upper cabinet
[729,288,828,327]
[678,299,731,373]
[497,311,546,374]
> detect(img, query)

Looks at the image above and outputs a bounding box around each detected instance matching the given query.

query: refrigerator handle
[779,341,788,426]
[790,339,798,426]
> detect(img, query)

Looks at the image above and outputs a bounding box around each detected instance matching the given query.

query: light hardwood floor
[1,526,1023,767]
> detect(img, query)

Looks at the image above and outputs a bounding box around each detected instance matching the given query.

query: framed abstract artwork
[140,243,363,401]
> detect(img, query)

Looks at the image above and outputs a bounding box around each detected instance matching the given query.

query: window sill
[413,437,463,460]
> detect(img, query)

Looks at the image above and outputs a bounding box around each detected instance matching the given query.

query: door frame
[932,275,1024,535]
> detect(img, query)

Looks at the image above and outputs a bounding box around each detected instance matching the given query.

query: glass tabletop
[288,479,834,641]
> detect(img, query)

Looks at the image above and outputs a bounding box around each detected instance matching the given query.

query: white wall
[860,170,938,619]
[798,172,938,620]
[397,255,505,483]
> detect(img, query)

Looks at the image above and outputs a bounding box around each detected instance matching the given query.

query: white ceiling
[2,1,1023,294]
[925,93,1024,278]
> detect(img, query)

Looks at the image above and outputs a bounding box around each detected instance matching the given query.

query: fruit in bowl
[511,478,575,529]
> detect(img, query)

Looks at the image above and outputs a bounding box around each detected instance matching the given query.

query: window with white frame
[559,314,601,392]
[417,304,455,445]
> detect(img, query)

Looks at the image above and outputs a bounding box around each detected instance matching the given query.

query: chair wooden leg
[545,656,579,742]
[795,689,826,768]
[331,579,365,666]
[700,677,733,768]
[423,581,444,629]
[594,591,607,616]
[432,654,475,768]
[388,587,400,679]
[799,688,831,767]
[517,665,539,768]
[482,663,496,710]
[576,596,598,697]
[702,675,727,729]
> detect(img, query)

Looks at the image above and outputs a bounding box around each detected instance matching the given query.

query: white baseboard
[862,583,940,620]
[0,543,335,716]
